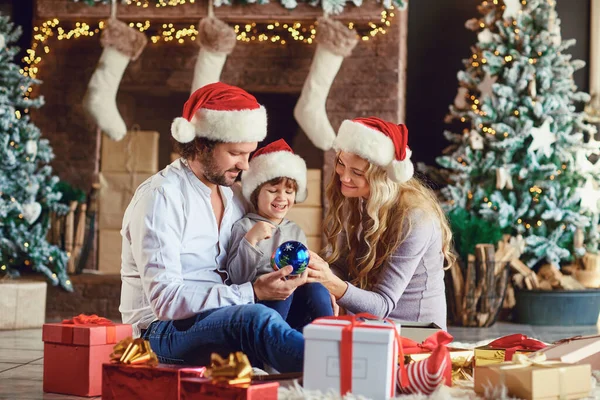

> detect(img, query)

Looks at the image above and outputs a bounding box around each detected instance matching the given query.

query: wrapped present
[286,206,322,236]
[397,331,452,395]
[474,353,591,400]
[303,313,406,400]
[98,229,122,274]
[474,334,546,366]
[180,378,278,400]
[101,130,159,174]
[540,335,600,370]
[401,331,474,385]
[42,314,132,397]
[179,352,278,399]
[98,171,152,230]
[102,337,205,400]
[0,280,46,329]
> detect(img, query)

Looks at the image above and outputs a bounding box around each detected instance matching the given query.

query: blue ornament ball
[270,240,310,275]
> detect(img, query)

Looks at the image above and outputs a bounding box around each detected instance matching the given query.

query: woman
[307,117,455,330]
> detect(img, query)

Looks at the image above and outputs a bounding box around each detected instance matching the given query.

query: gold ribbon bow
[451,356,474,382]
[501,352,551,369]
[110,337,158,366]
[204,352,253,386]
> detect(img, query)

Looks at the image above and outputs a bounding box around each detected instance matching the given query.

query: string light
[125,0,195,6]
[23,10,395,80]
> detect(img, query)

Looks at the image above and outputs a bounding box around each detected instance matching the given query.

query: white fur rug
[278,372,600,400]
[276,338,600,399]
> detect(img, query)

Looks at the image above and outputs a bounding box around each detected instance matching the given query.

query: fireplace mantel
[35,0,388,22]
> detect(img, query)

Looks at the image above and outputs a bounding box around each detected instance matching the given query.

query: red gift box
[102,363,206,400]
[42,315,132,397]
[179,377,279,400]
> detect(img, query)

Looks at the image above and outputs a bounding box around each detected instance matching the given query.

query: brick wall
[30,0,407,269]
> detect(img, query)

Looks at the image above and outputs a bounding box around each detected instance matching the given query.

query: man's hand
[244,221,275,247]
[253,266,307,301]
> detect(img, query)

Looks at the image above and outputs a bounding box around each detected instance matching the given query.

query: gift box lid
[389,320,441,342]
[42,323,132,346]
[541,335,600,364]
[407,348,473,362]
[303,319,399,344]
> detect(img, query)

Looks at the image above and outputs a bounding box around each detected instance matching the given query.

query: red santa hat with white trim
[171,82,267,143]
[242,139,308,203]
[333,117,414,183]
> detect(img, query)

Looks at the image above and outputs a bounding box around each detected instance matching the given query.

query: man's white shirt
[119,159,254,336]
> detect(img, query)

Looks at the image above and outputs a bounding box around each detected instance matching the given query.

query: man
[119,83,306,372]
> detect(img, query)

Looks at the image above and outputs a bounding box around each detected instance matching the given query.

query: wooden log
[476,244,495,317]
[65,201,78,274]
[462,254,477,326]
[449,260,464,320]
[72,203,87,271]
[486,263,508,327]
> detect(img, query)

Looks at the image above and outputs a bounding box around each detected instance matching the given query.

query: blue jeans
[260,283,334,330]
[142,304,304,373]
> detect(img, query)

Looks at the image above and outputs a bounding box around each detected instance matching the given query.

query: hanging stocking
[191,17,236,93]
[294,17,358,151]
[83,19,147,141]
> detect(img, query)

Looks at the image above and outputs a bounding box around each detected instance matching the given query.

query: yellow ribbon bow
[501,352,551,369]
[451,356,474,382]
[110,337,158,366]
[204,352,253,386]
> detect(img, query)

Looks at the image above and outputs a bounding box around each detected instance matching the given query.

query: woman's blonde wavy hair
[323,154,456,290]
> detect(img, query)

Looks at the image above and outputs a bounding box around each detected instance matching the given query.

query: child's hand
[245,221,275,246]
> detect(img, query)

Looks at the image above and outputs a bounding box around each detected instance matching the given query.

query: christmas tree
[434,0,598,268]
[0,16,72,291]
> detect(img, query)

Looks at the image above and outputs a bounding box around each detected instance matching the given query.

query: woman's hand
[330,293,340,316]
[307,250,348,299]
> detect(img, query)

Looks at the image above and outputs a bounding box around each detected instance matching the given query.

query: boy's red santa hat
[333,116,414,183]
[242,139,308,203]
[171,82,267,143]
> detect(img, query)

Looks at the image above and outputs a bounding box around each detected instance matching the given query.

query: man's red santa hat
[242,139,308,203]
[171,82,267,143]
[333,117,414,183]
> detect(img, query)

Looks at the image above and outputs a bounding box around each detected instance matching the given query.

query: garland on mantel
[69,0,408,15]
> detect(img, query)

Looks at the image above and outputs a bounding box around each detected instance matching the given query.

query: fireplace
[30,0,408,269]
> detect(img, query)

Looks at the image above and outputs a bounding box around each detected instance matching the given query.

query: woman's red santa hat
[242,139,308,203]
[171,82,267,143]
[333,117,414,183]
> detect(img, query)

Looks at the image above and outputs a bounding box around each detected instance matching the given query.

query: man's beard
[199,152,240,187]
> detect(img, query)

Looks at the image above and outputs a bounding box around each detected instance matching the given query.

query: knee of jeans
[245,303,281,325]
[306,282,330,296]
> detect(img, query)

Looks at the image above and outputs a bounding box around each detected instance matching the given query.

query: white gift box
[303,319,400,400]
[0,280,47,330]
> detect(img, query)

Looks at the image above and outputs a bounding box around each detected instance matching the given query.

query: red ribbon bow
[62,314,115,326]
[487,334,546,361]
[314,313,408,397]
[401,331,454,355]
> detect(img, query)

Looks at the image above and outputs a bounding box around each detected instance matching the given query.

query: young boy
[226,139,334,328]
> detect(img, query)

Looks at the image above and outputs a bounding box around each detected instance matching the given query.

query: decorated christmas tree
[0,16,72,291]
[434,0,598,268]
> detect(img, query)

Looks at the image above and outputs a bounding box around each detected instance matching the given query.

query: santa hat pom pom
[171,117,196,143]
[387,148,414,183]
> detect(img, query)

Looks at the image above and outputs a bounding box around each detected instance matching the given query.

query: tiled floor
[1,323,599,399]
